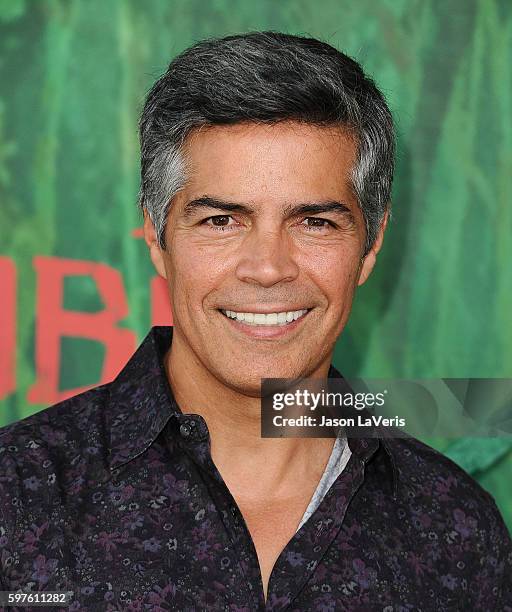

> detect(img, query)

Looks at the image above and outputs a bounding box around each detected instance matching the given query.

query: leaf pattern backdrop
[0,0,511,531]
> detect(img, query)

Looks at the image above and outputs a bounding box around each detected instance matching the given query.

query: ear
[357,207,389,286]
[143,208,167,280]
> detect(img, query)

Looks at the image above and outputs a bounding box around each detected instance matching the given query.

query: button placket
[176,419,263,611]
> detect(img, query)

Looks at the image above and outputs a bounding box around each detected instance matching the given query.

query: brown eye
[202,215,240,232]
[307,218,327,226]
[302,217,335,230]
[208,215,232,226]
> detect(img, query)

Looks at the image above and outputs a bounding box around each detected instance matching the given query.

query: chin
[218,361,306,392]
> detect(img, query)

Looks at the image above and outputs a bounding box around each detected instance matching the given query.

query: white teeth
[221,308,309,326]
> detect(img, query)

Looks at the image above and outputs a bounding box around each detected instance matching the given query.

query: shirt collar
[107,326,399,498]
[327,362,399,500]
[107,326,183,471]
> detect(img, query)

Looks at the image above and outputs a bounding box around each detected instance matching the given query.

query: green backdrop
[1,0,511,532]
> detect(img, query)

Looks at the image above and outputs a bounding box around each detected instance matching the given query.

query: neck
[165,326,335,501]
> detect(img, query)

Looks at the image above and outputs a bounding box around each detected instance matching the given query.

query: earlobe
[149,246,168,280]
[143,209,168,280]
[357,251,376,286]
[357,207,389,286]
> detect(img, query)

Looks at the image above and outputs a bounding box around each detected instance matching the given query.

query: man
[1,31,510,611]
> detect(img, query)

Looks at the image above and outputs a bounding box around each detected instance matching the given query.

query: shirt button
[180,423,191,438]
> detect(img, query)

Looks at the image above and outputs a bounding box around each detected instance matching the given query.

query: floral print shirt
[0,326,511,611]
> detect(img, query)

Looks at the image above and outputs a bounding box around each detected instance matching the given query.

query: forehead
[179,121,359,209]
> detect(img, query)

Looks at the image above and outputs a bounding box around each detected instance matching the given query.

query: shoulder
[384,435,512,605]
[0,383,111,531]
[387,434,500,511]
[0,382,110,452]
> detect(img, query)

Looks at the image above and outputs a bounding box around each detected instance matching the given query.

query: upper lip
[219,306,312,314]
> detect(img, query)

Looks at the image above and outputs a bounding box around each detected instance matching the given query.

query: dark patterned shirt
[0,326,511,611]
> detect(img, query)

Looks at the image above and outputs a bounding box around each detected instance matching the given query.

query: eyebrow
[181,196,357,225]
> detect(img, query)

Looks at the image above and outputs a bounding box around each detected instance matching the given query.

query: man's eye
[301,217,336,230]
[202,215,238,230]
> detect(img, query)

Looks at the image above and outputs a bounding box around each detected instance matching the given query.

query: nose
[235,225,300,287]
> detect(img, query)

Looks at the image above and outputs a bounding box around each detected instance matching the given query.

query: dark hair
[138,31,395,256]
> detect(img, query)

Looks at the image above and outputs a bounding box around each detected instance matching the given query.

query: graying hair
[138,31,395,257]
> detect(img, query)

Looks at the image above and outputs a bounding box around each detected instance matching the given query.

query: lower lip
[219,309,312,339]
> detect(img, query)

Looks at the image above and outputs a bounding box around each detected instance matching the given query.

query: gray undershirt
[295,429,352,533]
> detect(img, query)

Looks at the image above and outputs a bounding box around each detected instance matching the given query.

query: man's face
[145,121,386,395]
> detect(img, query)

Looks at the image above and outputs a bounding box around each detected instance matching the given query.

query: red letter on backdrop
[0,257,16,400]
[28,256,136,404]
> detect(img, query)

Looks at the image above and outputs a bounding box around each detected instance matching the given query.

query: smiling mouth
[219,308,312,326]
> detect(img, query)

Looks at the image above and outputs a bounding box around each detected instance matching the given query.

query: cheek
[167,239,226,307]
[305,249,360,304]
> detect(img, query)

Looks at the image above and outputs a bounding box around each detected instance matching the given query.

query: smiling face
[144,121,387,396]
